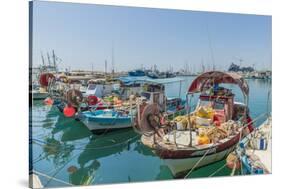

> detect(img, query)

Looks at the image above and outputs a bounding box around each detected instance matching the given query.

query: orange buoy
[44,97,53,106]
[63,105,76,117]
[226,152,241,169]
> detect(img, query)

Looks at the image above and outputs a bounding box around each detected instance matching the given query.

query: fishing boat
[84,79,119,98]
[32,73,55,100]
[128,69,146,77]
[235,116,271,174]
[79,78,186,134]
[78,108,135,134]
[32,86,49,100]
[136,71,254,177]
[78,82,159,134]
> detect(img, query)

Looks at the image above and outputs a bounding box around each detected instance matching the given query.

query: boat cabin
[198,92,234,124]
[140,83,165,109]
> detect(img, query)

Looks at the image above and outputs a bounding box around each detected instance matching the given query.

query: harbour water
[30,76,271,187]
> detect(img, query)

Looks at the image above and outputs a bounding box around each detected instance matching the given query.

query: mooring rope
[208,163,227,177]
[184,146,213,178]
[184,112,268,178]
[43,152,80,187]
[230,161,237,176]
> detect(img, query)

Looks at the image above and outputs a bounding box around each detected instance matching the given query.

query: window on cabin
[88,84,96,90]
[199,99,212,107]
[213,101,225,110]
[141,92,151,100]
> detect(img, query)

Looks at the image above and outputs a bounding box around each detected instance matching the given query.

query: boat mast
[47,52,51,69]
[52,50,57,72]
[186,93,193,147]
[105,60,107,76]
[111,43,115,76]
[40,51,45,66]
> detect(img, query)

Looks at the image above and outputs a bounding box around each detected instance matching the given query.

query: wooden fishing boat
[78,82,162,134]
[32,88,49,100]
[45,75,186,134]
[136,71,253,177]
[32,73,55,100]
[84,79,119,98]
[79,79,186,134]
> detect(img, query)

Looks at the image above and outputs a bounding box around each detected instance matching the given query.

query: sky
[31,1,272,72]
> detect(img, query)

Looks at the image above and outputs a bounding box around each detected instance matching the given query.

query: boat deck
[246,118,272,173]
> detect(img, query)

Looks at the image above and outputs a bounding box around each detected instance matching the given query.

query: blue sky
[32,1,272,72]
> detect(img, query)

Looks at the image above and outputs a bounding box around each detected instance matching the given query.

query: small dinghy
[79,109,134,134]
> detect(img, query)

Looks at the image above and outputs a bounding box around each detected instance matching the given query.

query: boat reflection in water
[65,128,139,185]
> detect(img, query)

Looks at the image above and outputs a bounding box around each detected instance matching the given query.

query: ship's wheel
[135,103,163,135]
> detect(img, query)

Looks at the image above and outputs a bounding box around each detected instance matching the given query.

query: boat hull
[32,92,48,100]
[164,145,236,177]
[152,131,241,177]
[79,111,133,133]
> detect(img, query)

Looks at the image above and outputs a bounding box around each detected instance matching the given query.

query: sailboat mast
[105,60,107,74]
[52,50,57,72]
[111,44,114,75]
[47,52,51,67]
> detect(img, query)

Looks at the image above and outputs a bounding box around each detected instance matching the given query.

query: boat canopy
[188,71,249,96]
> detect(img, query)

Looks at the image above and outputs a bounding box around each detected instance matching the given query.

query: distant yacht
[128,69,176,79]
[128,69,146,77]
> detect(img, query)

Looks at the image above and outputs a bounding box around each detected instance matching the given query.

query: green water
[30,76,271,187]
